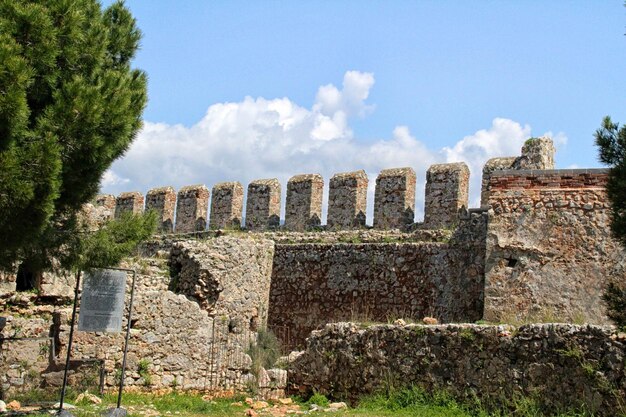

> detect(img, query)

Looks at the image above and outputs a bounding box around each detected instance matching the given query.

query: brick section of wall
[209,182,244,230]
[373,168,416,229]
[284,174,324,231]
[114,192,144,218]
[268,214,486,349]
[146,186,176,233]
[327,170,368,230]
[175,185,209,233]
[484,169,624,324]
[423,163,470,229]
[246,179,281,231]
[96,194,116,210]
[480,157,516,207]
[487,169,608,191]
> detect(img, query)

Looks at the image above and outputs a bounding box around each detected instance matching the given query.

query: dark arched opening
[16,262,37,292]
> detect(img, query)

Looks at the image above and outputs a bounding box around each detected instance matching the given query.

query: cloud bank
[102,71,564,223]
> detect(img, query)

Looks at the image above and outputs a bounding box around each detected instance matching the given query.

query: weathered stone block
[0,267,17,295]
[209,182,244,230]
[115,192,144,218]
[327,170,368,230]
[513,137,556,170]
[285,174,324,231]
[423,162,470,229]
[146,186,176,233]
[246,179,281,231]
[175,185,209,233]
[480,157,516,207]
[96,194,116,210]
[170,237,275,325]
[373,168,416,229]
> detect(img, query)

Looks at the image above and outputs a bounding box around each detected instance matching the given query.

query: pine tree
[0,0,149,273]
[595,116,626,330]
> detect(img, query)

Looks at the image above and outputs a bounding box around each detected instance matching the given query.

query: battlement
[102,161,477,233]
[101,137,597,233]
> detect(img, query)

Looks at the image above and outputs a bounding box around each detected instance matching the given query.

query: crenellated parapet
[246,179,281,231]
[285,174,324,231]
[114,191,144,218]
[176,185,210,232]
[373,167,416,229]
[99,137,580,234]
[210,182,244,230]
[423,162,469,229]
[146,186,176,232]
[327,170,368,230]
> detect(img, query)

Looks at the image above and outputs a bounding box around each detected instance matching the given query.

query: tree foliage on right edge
[595,116,626,330]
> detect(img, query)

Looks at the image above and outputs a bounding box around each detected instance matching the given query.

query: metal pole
[59,270,81,414]
[116,270,137,409]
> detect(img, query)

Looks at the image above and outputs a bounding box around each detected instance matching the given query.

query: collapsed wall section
[484,168,625,323]
[170,237,275,331]
[289,323,626,416]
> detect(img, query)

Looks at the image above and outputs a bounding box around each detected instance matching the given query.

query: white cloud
[102,71,562,223]
[101,170,130,187]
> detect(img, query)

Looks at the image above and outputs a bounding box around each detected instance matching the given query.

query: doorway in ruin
[16,262,38,292]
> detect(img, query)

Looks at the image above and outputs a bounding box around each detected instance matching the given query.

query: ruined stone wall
[0,237,275,396]
[289,322,626,416]
[480,137,556,206]
[169,237,275,330]
[484,168,625,324]
[268,213,487,348]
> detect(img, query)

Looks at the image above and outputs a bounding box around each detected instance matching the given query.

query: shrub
[603,281,626,330]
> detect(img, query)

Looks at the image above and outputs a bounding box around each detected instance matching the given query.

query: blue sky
[102,1,626,221]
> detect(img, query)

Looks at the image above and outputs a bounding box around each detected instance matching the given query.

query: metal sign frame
[58,268,137,417]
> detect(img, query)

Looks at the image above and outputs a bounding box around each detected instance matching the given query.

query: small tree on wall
[595,116,626,330]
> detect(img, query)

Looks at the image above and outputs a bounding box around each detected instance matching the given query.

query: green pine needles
[595,116,626,330]
[0,0,150,273]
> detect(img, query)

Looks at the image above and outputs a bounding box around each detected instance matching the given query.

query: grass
[12,388,616,417]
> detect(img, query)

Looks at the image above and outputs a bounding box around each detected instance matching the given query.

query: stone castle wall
[484,168,624,324]
[2,137,625,409]
[268,212,487,348]
[289,322,626,416]
[1,236,276,397]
